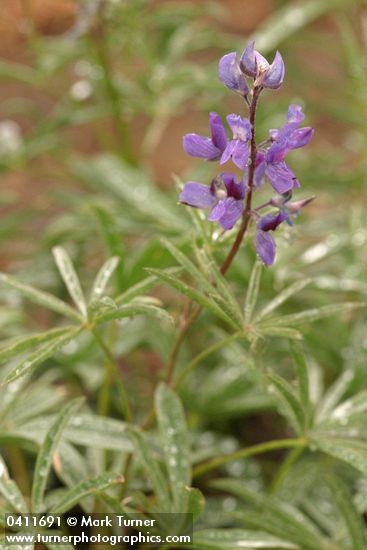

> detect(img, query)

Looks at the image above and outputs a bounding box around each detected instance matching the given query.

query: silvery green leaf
[51,472,124,514]
[193,529,298,549]
[129,429,171,512]
[0,273,82,322]
[255,278,312,322]
[3,327,82,384]
[52,247,87,318]
[244,261,262,324]
[155,383,191,511]
[267,373,305,435]
[146,268,240,329]
[31,398,84,513]
[89,256,120,304]
[0,455,28,513]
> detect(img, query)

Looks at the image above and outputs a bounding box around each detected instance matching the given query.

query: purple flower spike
[218,52,249,96]
[183,112,227,161]
[220,114,251,170]
[240,41,285,89]
[180,174,245,231]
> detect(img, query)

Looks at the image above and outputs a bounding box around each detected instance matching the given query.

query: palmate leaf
[211,480,326,550]
[89,256,120,304]
[52,247,87,318]
[146,268,240,330]
[0,273,82,322]
[31,398,84,513]
[2,327,83,384]
[51,472,124,514]
[155,384,191,511]
[0,455,29,514]
[193,529,298,549]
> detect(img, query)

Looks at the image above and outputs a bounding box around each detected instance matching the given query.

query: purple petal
[226,114,252,141]
[288,105,304,125]
[267,141,289,163]
[258,210,288,231]
[208,200,226,221]
[209,198,243,230]
[209,112,227,151]
[255,230,276,266]
[183,133,221,160]
[218,52,249,96]
[221,140,249,170]
[240,41,257,77]
[179,182,216,208]
[262,51,285,89]
[231,140,250,170]
[254,152,266,187]
[287,127,314,150]
[266,162,297,194]
[221,173,246,200]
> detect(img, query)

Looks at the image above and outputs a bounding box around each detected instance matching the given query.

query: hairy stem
[269,445,304,493]
[165,87,262,386]
[193,437,307,478]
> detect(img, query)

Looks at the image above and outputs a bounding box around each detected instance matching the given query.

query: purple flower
[183,112,227,161]
[179,174,245,230]
[218,52,249,96]
[255,211,288,266]
[240,41,285,89]
[220,114,251,170]
[255,105,313,194]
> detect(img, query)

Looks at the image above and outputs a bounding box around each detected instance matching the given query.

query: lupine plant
[1,1,367,549]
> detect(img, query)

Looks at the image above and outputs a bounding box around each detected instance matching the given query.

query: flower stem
[91,328,132,423]
[193,437,307,478]
[164,87,262,387]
